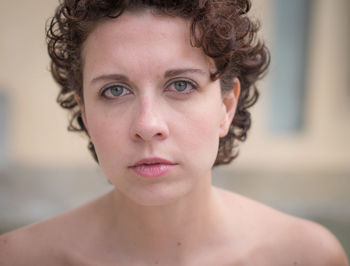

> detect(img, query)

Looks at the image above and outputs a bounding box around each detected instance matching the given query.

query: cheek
[173,100,223,165]
[85,108,128,162]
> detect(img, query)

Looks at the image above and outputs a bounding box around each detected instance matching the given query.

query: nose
[130,96,169,142]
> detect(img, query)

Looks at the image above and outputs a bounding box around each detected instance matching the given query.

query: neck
[102,174,225,262]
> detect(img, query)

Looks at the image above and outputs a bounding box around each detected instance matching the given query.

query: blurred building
[0,0,349,256]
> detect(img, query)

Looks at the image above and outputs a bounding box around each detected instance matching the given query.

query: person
[0,0,348,265]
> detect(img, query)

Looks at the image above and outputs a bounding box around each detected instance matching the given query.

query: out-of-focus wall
[236,0,350,173]
[0,0,91,168]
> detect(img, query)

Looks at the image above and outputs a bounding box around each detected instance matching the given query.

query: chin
[114,178,196,207]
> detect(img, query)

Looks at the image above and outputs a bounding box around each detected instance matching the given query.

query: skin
[0,10,348,266]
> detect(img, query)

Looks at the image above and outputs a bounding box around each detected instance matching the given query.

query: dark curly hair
[46,0,270,166]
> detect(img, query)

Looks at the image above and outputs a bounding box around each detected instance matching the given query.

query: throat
[104,185,220,253]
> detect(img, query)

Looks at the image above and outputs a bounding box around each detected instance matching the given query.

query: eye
[101,84,131,99]
[167,80,197,94]
[174,81,188,91]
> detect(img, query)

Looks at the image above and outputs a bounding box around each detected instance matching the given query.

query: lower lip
[131,164,175,178]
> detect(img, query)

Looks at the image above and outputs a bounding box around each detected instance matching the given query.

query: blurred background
[0,0,349,258]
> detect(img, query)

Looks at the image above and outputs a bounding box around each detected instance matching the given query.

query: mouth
[131,157,176,167]
[129,157,177,178]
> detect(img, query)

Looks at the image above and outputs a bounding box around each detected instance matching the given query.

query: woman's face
[81,11,238,205]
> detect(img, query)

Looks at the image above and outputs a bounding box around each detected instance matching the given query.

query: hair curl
[46,0,270,166]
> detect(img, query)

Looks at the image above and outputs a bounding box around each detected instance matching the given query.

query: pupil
[175,81,187,91]
[110,86,123,96]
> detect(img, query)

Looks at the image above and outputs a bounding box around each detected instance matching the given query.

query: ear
[219,78,241,137]
[75,94,89,133]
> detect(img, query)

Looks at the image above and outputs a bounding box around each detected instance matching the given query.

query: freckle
[177,242,182,246]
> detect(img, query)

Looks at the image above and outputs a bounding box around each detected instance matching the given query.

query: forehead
[81,11,214,80]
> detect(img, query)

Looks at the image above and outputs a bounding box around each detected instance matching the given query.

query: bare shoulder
[281,216,349,266]
[0,193,109,266]
[215,187,349,266]
[0,220,67,266]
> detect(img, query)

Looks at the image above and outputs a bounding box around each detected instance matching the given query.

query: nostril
[130,115,169,141]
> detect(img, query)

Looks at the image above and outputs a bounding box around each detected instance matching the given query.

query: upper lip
[129,157,177,167]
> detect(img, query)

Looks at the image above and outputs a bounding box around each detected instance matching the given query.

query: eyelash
[100,79,198,99]
[100,84,131,99]
[165,79,198,94]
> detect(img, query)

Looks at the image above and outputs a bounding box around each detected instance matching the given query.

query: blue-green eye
[168,80,197,94]
[174,81,188,91]
[101,84,130,99]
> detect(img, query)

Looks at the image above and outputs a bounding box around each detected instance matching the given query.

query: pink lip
[129,157,177,178]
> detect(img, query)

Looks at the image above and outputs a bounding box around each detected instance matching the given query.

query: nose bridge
[131,91,168,141]
[138,94,157,122]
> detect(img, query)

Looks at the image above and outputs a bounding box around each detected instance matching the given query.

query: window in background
[0,91,9,168]
[268,0,312,133]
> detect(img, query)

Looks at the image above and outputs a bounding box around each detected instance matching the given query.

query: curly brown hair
[46,0,270,166]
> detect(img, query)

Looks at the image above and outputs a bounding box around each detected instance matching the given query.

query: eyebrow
[90,74,130,85]
[164,68,207,78]
[90,68,207,85]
